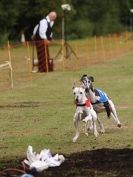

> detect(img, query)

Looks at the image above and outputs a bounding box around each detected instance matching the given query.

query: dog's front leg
[72,113,80,143]
[92,119,99,138]
[83,120,89,136]
[83,108,94,132]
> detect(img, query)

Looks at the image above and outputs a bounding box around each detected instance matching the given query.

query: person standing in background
[32,11,57,72]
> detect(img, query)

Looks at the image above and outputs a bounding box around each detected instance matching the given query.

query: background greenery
[0,0,133,44]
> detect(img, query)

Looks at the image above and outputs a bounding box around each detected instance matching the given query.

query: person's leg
[36,40,46,72]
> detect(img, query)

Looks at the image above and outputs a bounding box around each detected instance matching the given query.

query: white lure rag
[23,145,65,172]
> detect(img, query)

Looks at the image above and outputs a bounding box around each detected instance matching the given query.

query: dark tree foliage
[0,0,133,44]
[0,0,20,44]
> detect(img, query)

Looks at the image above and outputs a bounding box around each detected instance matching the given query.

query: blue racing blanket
[96,89,109,103]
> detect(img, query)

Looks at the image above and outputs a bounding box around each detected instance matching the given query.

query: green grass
[0,49,133,162]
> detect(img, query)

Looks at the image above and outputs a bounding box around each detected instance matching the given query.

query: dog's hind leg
[108,100,121,127]
[72,113,80,142]
[97,117,105,133]
[110,112,121,127]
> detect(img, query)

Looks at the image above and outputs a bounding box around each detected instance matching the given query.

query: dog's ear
[72,82,76,89]
[82,74,87,77]
[81,83,85,89]
[89,76,94,82]
[80,74,87,81]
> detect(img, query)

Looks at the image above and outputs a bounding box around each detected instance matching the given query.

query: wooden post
[74,41,78,70]
[94,35,97,58]
[44,40,48,72]
[114,34,119,56]
[61,39,65,71]
[7,40,13,88]
[100,36,106,61]
[26,41,32,72]
[125,31,129,51]
[108,34,113,58]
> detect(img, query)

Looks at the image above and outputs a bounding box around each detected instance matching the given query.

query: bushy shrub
[67,19,94,39]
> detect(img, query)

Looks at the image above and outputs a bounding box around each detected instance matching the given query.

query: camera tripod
[54,7,79,60]
[54,40,79,60]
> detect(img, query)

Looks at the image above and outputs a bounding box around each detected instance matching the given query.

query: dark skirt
[35,40,50,72]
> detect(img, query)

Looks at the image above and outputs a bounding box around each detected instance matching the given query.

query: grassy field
[0,46,133,166]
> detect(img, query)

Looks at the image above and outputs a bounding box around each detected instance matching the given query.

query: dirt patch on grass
[0,148,133,177]
[0,101,41,108]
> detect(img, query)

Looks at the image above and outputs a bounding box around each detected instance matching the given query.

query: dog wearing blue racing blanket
[80,75,121,130]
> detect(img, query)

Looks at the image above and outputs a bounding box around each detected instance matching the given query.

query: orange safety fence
[0,32,133,89]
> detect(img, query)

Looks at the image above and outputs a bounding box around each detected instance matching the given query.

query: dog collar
[76,99,91,107]
[76,103,86,107]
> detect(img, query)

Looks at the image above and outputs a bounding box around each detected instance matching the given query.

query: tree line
[0,0,133,45]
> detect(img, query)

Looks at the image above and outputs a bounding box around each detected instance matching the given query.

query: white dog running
[72,84,99,142]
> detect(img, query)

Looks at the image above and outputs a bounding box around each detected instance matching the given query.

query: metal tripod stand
[54,6,78,60]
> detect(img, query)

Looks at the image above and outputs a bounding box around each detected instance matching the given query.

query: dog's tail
[104,101,111,117]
